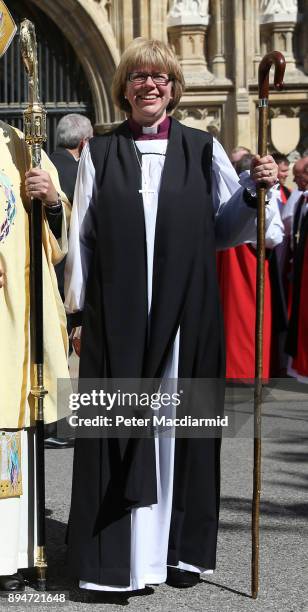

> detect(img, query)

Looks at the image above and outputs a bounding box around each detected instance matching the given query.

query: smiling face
[124,66,174,127]
[277,161,289,185]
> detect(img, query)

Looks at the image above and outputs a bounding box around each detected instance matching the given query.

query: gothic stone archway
[2,1,98,153]
[29,0,120,126]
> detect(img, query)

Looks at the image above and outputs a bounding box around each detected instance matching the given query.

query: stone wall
[32,0,308,156]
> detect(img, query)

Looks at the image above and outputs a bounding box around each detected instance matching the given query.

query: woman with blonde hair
[65,37,282,592]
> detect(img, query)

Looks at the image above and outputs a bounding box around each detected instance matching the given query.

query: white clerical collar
[142,125,158,134]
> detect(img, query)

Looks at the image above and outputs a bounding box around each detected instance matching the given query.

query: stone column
[259,0,298,72]
[167,0,214,85]
[212,0,226,79]
[253,0,262,79]
[233,0,251,149]
[121,0,134,49]
[302,0,308,74]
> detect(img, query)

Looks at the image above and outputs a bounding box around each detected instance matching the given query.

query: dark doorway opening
[1,1,94,154]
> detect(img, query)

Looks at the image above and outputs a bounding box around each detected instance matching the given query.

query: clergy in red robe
[218,245,272,380]
[217,158,285,380]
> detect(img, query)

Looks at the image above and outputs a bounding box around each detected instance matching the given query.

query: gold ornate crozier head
[20,18,36,80]
[0,0,16,57]
[20,18,46,158]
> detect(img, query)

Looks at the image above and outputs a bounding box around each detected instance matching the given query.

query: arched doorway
[1,1,95,153]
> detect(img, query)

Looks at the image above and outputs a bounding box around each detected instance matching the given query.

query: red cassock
[292,238,308,377]
[217,244,273,380]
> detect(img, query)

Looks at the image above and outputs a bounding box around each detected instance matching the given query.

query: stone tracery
[169,0,209,19]
[260,0,297,15]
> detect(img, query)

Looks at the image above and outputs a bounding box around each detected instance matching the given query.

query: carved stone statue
[260,0,297,14]
[169,0,209,19]
[167,0,212,83]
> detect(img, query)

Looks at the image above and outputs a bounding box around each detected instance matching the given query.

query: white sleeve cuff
[239,170,278,202]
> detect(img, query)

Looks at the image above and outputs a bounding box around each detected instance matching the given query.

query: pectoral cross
[294,195,307,245]
[295,228,301,245]
[139,187,155,195]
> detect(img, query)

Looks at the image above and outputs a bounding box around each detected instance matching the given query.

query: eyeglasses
[127,72,172,85]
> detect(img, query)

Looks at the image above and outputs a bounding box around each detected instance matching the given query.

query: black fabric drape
[268,250,288,334]
[286,201,308,357]
[50,147,78,204]
[49,148,79,299]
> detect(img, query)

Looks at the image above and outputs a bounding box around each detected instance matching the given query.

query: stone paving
[1,381,307,612]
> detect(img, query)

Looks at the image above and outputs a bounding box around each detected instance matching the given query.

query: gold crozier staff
[20,18,48,592]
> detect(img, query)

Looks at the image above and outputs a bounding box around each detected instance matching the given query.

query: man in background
[50,114,93,207]
[272,152,291,213]
[45,114,92,449]
[232,152,253,176]
[50,113,93,301]
[230,145,251,168]
[284,157,308,381]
